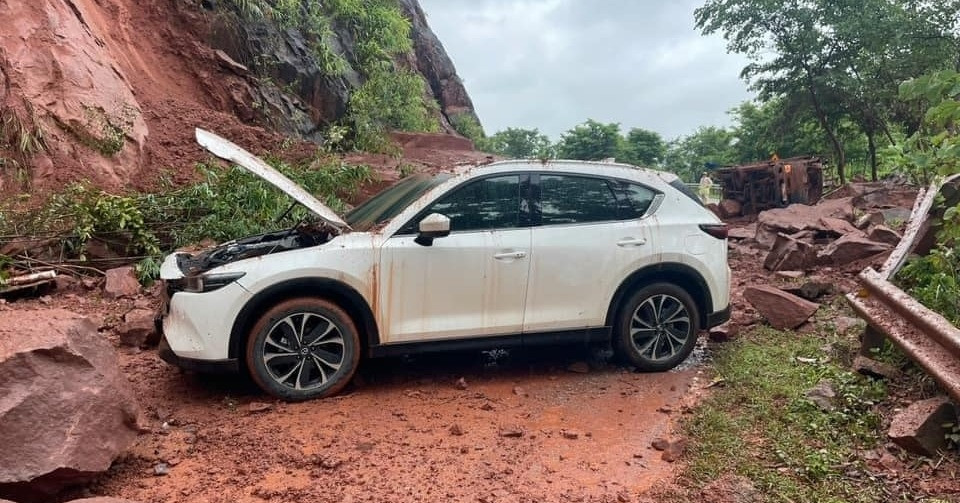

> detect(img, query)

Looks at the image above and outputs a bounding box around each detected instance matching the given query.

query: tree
[620,128,666,167]
[695,0,960,183]
[484,127,553,159]
[557,120,622,161]
[662,126,737,182]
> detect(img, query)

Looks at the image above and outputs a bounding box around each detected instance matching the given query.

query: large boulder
[763,233,816,272]
[755,198,855,248]
[743,286,820,330]
[817,234,892,266]
[103,267,140,299]
[0,310,141,501]
[889,396,958,457]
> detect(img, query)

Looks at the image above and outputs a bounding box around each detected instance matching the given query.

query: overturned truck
[715,156,825,217]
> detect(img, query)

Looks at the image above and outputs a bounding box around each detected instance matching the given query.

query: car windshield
[345,173,453,231]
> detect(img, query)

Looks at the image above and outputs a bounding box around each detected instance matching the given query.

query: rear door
[378,174,533,343]
[522,173,661,333]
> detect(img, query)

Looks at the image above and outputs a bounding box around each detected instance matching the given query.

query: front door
[378,174,532,343]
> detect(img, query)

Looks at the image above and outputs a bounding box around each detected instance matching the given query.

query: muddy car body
[157,129,731,400]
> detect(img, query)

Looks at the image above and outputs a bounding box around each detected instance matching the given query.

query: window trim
[392,172,533,237]
[531,172,663,228]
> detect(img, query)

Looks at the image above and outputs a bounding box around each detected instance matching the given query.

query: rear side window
[539,174,619,225]
[669,179,704,206]
[619,183,658,218]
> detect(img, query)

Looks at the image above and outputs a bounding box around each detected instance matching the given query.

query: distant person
[698,172,713,201]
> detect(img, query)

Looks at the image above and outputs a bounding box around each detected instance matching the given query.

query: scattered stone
[708,323,739,342]
[566,361,590,374]
[805,380,837,411]
[0,310,141,501]
[867,225,902,246]
[718,199,742,218]
[755,197,855,249]
[650,438,670,451]
[479,402,494,411]
[817,235,892,266]
[102,266,141,298]
[786,281,834,301]
[888,397,958,457]
[852,356,900,380]
[499,427,524,438]
[153,463,169,476]
[53,275,79,292]
[561,430,580,440]
[512,386,526,397]
[454,377,468,390]
[743,285,820,330]
[763,233,815,272]
[818,217,861,236]
[214,49,249,74]
[699,475,759,503]
[117,309,158,347]
[81,278,99,290]
[727,225,755,241]
[657,405,674,414]
[38,295,52,305]
[449,424,464,436]
[65,498,142,503]
[247,402,273,413]
[775,270,805,279]
[856,211,886,229]
[661,439,687,462]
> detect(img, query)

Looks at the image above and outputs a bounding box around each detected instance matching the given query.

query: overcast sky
[418,0,754,141]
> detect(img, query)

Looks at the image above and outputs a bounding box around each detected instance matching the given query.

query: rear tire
[245,298,360,401]
[613,283,700,372]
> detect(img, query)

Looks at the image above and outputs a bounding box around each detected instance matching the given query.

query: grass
[681,321,889,502]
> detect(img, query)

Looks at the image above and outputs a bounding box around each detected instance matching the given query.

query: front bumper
[158,336,239,373]
[705,304,732,329]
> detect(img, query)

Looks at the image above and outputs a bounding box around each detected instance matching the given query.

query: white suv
[157,130,731,400]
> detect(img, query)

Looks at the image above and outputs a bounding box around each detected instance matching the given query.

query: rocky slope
[0,0,479,191]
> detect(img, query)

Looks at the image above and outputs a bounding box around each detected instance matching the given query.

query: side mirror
[415,213,451,247]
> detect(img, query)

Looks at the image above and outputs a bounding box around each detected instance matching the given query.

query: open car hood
[195,128,350,231]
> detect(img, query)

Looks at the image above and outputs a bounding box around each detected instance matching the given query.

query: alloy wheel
[262,312,345,390]
[629,294,692,362]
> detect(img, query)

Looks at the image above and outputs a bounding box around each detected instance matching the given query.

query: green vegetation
[223,0,439,152]
[0,156,372,282]
[694,0,960,184]
[683,325,887,502]
[482,127,553,160]
[891,70,960,326]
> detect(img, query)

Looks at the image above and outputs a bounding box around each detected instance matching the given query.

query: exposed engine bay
[176,222,338,275]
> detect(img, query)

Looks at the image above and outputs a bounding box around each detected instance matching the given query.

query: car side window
[405,175,522,233]
[539,174,619,225]
[619,182,658,218]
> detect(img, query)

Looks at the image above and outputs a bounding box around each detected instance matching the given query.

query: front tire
[614,283,700,372]
[245,298,360,401]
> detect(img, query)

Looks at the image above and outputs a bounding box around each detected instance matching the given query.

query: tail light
[699,223,729,240]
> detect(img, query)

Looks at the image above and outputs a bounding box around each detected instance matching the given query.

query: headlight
[183,272,246,293]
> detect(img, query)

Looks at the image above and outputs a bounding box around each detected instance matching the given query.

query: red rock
[661,439,687,462]
[867,225,902,246]
[103,267,141,299]
[0,310,141,501]
[818,217,861,236]
[852,356,900,380]
[718,199,742,218]
[817,235,892,266]
[743,286,820,330]
[763,233,815,272]
[888,396,958,457]
[708,323,739,342]
[727,225,755,241]
[117,308,158,347]
[755,198,855,248]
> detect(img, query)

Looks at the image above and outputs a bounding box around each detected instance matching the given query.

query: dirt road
[73,343,703,503]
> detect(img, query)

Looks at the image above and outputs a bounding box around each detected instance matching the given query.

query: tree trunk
[867,130,878,181]
[807,89,846,184]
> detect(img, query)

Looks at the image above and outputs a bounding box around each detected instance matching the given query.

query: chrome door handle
[617,237,647,247]
[494,251,527,260]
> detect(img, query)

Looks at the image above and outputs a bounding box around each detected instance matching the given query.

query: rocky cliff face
[0,0,479,191]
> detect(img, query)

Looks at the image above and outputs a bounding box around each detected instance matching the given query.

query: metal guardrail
[685,183,722,204]
[845,174,960,403]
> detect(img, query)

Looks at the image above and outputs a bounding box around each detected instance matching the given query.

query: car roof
[452,159,680,187]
